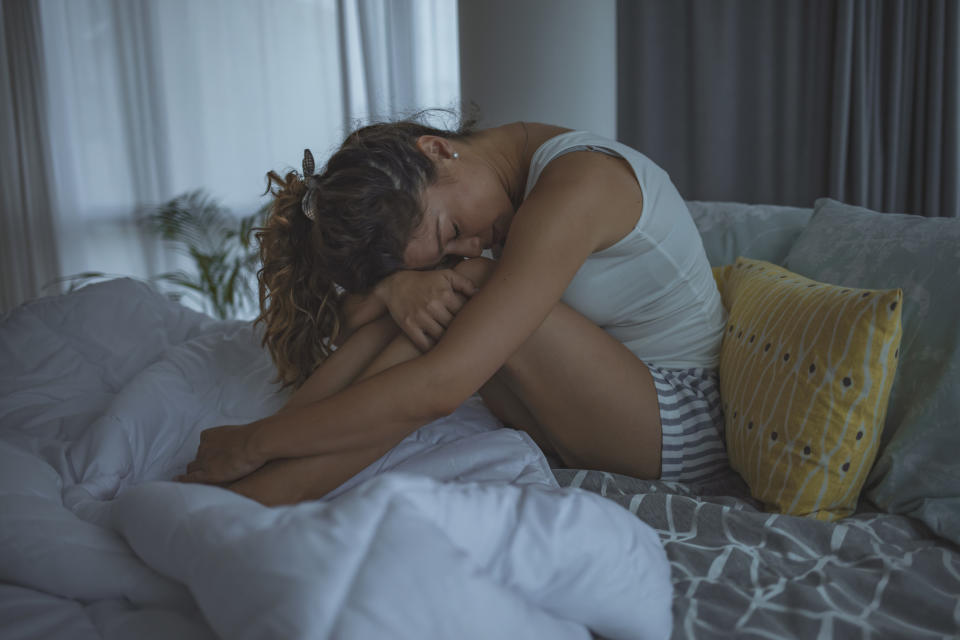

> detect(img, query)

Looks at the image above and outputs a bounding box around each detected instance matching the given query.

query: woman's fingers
[440,289,469,315]
[385,267,484,351]
[446,270,479,297]
[411,314,446,350]
[421,317,446,346]
[413,331,434,352]
[428,302,455,328]
[176,470,204,483]
[402,317,435,351]
[175,423,266,486]
[426,311,449,336]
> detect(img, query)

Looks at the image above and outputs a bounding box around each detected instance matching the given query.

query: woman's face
[402,167,514,269]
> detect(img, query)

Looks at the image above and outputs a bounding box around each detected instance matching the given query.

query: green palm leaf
[59,189,266,319]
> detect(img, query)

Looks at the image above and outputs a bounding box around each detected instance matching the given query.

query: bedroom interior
[2,1,959,638]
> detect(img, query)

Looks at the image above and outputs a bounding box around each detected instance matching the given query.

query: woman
[177,118,729,505]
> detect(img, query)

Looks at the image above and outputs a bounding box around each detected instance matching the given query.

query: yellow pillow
[716,258,903,520]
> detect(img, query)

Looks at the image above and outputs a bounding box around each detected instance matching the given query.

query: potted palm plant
[49,191,269,320]
[145,190,269,320]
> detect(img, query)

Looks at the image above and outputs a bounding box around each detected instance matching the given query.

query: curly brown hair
[255,115,474,389]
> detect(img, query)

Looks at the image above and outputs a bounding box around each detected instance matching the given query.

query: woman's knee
[453,256,497,287]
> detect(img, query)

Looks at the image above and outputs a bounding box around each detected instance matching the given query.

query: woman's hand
[375,268,478,350]
[176,423,266,485]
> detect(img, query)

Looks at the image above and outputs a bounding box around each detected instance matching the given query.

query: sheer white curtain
[2,0,459,311]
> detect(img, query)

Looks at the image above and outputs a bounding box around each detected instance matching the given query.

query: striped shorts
[648,364,729,484]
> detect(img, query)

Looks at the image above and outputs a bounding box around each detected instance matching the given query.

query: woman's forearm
[229,320,430,504]
[249,350,453,462]
[229,439,401,505]
[279,315,399,415]
[342,287,388,333]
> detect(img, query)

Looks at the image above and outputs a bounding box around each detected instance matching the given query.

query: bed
[1,199,958,639]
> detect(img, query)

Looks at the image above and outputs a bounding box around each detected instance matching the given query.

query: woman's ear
[416,135,457,162]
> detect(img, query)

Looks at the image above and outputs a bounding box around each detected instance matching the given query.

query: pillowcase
[688,201,813,266]
[716,258,903,521]
[783,198,960,543]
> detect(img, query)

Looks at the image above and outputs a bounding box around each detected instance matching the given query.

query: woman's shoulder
[523,122,574,142]
[523,128,638,194]
[521,139,646,255]
[518,123,576,157]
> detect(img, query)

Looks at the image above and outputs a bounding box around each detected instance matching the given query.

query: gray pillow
[783,198,960,544]
[686,201,812,266]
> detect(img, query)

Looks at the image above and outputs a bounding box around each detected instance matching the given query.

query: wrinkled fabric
[784,199,960,545]
[0,279,672,640]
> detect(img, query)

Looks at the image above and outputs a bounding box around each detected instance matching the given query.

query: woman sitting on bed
[177,116,729,505]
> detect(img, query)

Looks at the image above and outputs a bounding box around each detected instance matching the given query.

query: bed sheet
[0,279,672,640]
[555,469,960,639]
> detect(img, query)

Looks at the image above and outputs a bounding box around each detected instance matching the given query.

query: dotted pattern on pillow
[714,258,903,521]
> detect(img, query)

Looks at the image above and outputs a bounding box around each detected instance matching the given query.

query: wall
[457,0,617,138]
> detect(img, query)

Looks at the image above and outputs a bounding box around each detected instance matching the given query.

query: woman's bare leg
[455,259,662,478]
[491,301,662,477]
[229,258,662,505]
[475,373,564,466]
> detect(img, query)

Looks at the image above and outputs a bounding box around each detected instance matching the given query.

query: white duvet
[0,279,671,640]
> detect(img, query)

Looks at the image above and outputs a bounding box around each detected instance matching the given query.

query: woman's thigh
[498,302,662,478]
[456,259,663,479]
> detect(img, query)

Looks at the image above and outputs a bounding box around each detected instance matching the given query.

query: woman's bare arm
[340,291,388,336]
[283,266,478,414]
[279,315,399,415]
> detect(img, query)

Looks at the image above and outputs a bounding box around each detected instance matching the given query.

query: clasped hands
[374,266,478,351]
[176,422,264,485]
[177,266,479,486]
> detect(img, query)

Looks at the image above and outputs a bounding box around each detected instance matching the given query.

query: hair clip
[302,148,316,176]
[302,148,318,221]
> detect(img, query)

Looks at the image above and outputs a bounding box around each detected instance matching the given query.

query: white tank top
[524,131,727,369]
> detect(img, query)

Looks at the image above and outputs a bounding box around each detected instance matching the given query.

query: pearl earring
[452,152,459,159]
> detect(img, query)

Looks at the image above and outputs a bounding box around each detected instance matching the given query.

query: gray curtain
[0,0,60,312]
[617,0,959,218]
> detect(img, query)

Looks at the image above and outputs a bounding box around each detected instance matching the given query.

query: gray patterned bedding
[554,469,960,639]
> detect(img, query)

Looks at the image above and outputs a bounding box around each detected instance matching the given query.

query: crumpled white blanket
[0,279,672,640]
